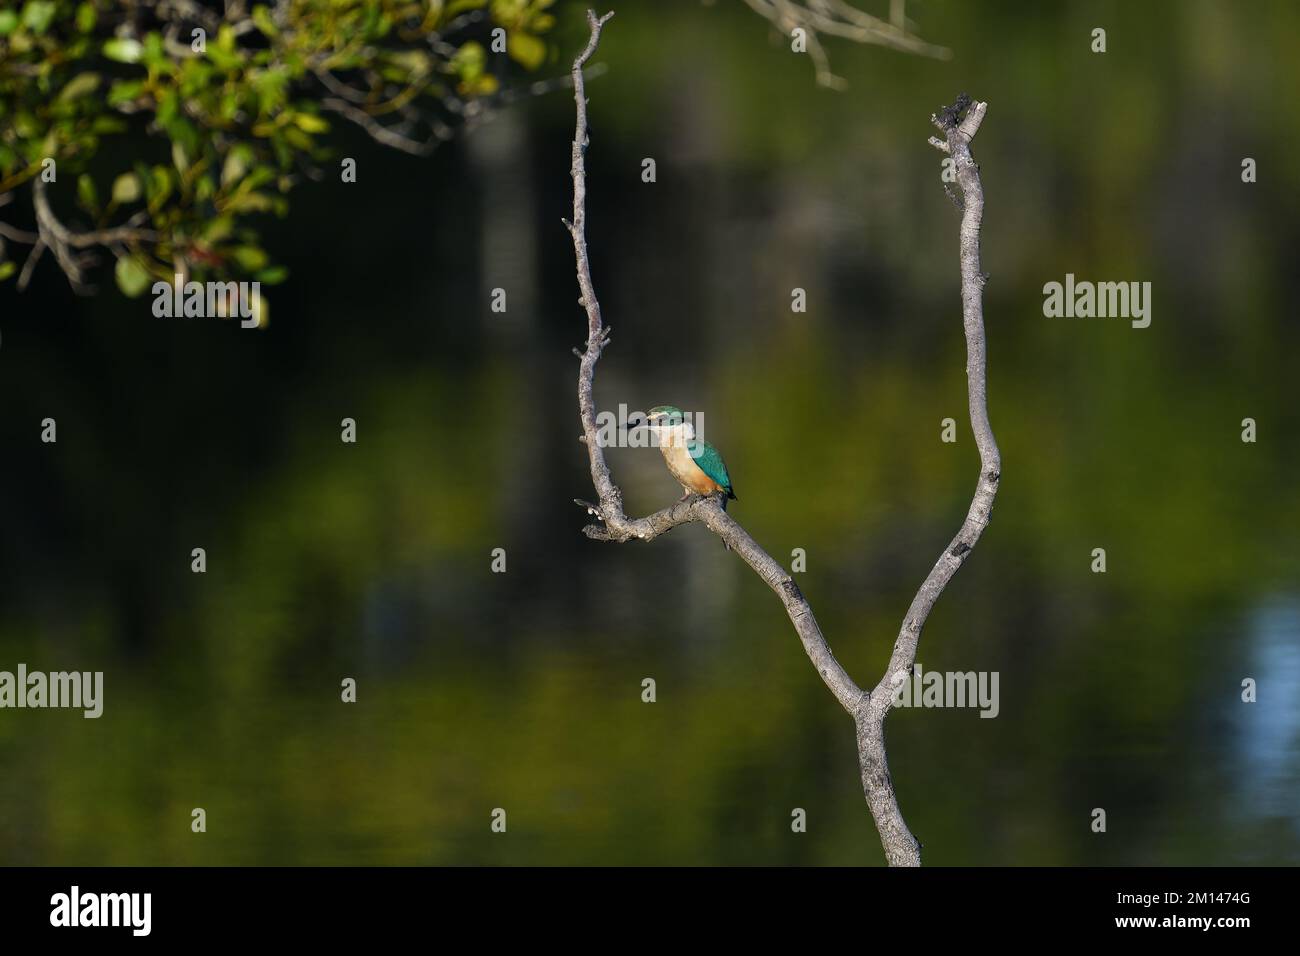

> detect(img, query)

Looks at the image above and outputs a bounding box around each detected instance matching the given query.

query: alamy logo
[1042,273,1151,328]
[152,274,261,326]
[0,664,103,718]
[593,404,706,448]
[892,663,1000,718]
[50,886,151,936]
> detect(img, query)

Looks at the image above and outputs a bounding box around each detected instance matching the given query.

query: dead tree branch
[740,0,950,88]
[854,94,1000,866]
[565,10,998,867]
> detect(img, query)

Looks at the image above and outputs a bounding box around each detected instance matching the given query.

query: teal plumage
[646,404,738,516]
[687,439,737,503]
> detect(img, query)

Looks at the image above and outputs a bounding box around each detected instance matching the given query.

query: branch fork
[565,10,999,867]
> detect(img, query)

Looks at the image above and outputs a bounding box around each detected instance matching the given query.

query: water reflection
[1235,598,1300,828]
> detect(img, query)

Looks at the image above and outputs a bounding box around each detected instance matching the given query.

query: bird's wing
[687,439,734,494]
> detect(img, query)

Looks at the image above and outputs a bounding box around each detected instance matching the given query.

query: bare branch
[32,177,91,291]
[568,9,624,526]
[870,94,999,715]
[0,221,40,244]
[321,95,449,156]
[564,15,998,867]
[16,239,46,291]
[565,9,863,714]
[857,95,1000,867]
[740,0,950,88]
[14,177,158,292]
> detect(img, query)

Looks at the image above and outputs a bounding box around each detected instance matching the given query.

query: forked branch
[565,10,999,867]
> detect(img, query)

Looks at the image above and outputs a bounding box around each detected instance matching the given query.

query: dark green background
[1,0,1297,864]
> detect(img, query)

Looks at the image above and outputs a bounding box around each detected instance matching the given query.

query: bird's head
[646,405,685,426]
[645,405,692,446]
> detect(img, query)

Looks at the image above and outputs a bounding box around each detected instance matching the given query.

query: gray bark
[565,11,999,867]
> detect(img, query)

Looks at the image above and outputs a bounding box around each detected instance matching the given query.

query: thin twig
[321,96,448,156]
[16,177,157,292]
[740,0,949,88]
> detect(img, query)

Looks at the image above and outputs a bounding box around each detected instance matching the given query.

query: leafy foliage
[0,0,557,299]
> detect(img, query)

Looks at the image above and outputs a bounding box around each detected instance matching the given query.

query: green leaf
[0,11,19,36]
[224,191,273,214]
[114,256,151,297]
[446,0,484,17]
[203,216,234,242]
[462,73,499,96]
[292,112,329,133]
[145,165,172,209]
[77,173,98,211]
[161,115,198,157]
[107,79,145,108]
[282,126,314,151]
[111,172,141,203]
[207,25,243,70]
[75,2,96,33]
[221,145,253,187]
[195,173,215,203]
[141,32,166,69]
[251,5,278,38]
[231,245,268,271]
[0,261,17,282]
[58,72,101,102]
[103,38,144,64]
[90,116,127,135]
[507,32,547,71]
[155,89,178,126]
[452,42,486,81]
[255,265,288,285]
[22,1,57,34]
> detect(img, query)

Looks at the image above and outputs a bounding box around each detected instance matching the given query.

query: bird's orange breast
[661,443,722,493]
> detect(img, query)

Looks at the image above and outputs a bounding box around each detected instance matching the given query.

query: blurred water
[1235,599,1300,827]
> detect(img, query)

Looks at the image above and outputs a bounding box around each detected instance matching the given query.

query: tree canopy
[0,0,557,300]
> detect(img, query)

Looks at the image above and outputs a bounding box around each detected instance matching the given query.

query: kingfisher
[644,405,737,508]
